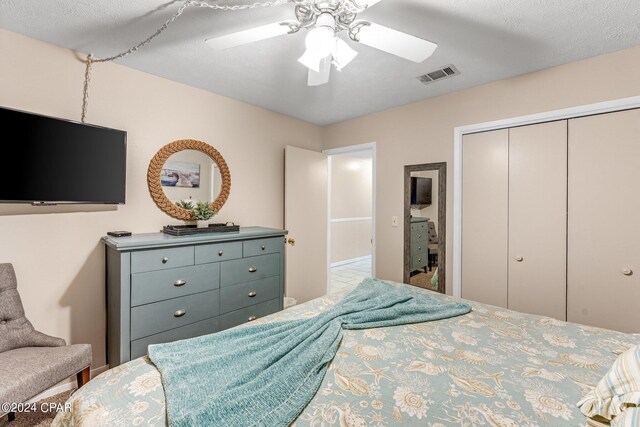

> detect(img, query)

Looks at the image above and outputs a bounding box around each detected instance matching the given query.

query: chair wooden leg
[76,366,91,388]
[8,412,15,422]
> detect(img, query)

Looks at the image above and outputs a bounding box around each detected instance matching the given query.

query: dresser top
[411,216,429,223]
[102,227,288,251]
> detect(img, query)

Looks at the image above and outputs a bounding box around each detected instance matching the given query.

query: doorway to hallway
[324,143,376,293]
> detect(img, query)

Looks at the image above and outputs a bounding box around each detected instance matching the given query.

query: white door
[461,129,509,308]
[567,109,640,333]
[508,121,567,320]
[285,146,328,304]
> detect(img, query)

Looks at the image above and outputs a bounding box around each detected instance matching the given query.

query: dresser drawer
[131,263,220,307]
[411,222,427,232]
[131,246,194,273]
[411,253,428,270]
[410,242,428,257]
[219,298,280,330]
[220,276,279,314]
[411,230,428,244]
[243,237,283,258]
[130,317,219,359]
[194,241,242,264]
[130,290,219,340]
[220,253,279,287]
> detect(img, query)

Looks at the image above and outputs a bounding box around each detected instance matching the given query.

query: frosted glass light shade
[305,26,335,58]
[333,38,358,70]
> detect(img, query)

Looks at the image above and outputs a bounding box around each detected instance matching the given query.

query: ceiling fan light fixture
[298,13,337,72]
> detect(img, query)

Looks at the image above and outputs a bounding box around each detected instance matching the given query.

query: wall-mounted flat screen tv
[0,107,126,204]
[411,177,432,207]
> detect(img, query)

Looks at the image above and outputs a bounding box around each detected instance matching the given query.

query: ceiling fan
[205,0,438,86]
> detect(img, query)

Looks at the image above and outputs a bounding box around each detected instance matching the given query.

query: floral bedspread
[53,282,639,426]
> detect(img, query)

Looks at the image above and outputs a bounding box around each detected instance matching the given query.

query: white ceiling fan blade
[308,56,331,86]
[352,22,437,63]
[206,21,297,50]
[352,0,383,8]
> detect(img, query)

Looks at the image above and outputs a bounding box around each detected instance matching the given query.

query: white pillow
[578,345,640,424]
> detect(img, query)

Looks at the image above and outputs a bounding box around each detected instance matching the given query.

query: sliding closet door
[461,129,509,307]
[508,121,567,320]
[568,109,640,333]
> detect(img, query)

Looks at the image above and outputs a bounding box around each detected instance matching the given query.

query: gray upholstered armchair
[0,263,92,422]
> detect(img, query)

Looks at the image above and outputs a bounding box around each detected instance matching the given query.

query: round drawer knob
[248,291,257,298]
[162,257,169,264]
[174,310,186,318]
[515,256,524,262]
[218,251,224,256]
[248,316,257,322]
[249,267,258,273]
[261,245,266,250]
[622,268,633,276]
[174,280,187,287]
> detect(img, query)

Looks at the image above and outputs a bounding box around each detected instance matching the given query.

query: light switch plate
[391,216,399,227]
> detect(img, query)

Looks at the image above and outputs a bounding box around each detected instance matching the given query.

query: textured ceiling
[1,0,639,125]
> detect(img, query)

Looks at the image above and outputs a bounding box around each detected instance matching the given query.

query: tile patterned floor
[329,256,372,293]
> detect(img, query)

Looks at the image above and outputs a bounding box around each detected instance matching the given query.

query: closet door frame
[452,96,640,298]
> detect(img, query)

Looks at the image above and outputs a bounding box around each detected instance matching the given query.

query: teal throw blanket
[148,279,471,427]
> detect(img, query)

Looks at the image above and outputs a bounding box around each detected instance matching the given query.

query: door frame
[453,95,640,298]
[403,162,447,293]
[323,142,377,289]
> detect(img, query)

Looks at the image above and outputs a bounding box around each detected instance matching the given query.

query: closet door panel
[568,109,640,333]
[461,129,509,307]
[508,121,567,320]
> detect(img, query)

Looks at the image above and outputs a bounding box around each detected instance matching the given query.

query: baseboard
[331,255,371,268]
[25,364,109,403]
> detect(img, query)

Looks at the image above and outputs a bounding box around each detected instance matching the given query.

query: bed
[53,282,639,426]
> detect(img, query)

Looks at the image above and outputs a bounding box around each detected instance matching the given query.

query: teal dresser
[102,227,287,366]
[410,217,429,272]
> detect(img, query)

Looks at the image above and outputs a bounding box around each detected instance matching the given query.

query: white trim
[330,217,373,223]
[326,155,332,293]
[323,142,377,282]
[453,96,640,298]
[330,255,372,268]
[323,142,376,156]
[24,364,109,404]
[372,143,377,278]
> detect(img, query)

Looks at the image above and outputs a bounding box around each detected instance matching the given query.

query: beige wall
[0,29,323,368]
[410,170,438,228]
[323,45,640,293]
[330,154,372,219]
[330,153,373,264]
[331,221,372,264]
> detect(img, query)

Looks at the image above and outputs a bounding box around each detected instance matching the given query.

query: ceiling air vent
[418,64,460,85]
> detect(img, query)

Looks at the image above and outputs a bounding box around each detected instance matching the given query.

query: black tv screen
[411,177,432,206]
[0,107,126,204]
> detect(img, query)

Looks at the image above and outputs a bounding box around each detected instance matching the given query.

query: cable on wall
[80,0,289,123]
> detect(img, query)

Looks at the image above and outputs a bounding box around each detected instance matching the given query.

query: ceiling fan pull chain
[81,54,93,123]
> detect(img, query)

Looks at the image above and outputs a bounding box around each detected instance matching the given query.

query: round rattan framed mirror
[147,139,231,220]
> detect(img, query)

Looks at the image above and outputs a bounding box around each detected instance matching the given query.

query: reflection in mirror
[161,150,222,205]
[404,163,446,293]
